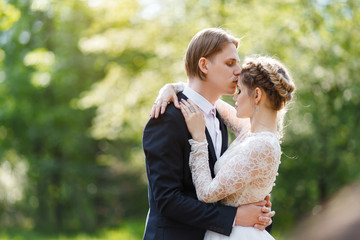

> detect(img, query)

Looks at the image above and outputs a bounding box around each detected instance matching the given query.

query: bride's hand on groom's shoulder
[150,84,180,118]
[180,99,206,142]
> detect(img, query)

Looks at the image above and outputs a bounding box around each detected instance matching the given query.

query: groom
[143,28,274,240]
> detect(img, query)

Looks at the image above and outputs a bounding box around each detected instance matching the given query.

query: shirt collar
[183,86,216,115]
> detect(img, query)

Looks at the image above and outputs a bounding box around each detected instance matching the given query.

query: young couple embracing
[142,28,295,240]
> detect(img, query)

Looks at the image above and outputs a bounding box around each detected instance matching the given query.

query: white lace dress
[189,100,281,240]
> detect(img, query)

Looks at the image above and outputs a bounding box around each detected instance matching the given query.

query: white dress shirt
[183,86,222,159]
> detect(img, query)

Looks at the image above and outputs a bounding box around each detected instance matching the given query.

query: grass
[0,220,145,240]
[0,220,291,240]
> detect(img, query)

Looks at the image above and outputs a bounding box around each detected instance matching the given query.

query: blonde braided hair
[240,56,295,111]
[240,56,295,138]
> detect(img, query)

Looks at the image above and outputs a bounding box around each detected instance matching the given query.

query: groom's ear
[198,57,209,75]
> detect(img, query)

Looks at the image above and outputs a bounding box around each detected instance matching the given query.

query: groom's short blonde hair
[185,28,239,80]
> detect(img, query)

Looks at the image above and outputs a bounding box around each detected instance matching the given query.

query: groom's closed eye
[227,61,236,67]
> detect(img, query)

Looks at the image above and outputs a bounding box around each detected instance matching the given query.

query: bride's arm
[189,137,277,203]
[151,82,251,137]
[215,99,251,137]
[150,82,185,118]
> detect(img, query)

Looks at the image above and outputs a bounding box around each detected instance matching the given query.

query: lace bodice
[189,131,281,207]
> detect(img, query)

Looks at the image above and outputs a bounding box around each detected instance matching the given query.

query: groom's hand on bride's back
[234,198,275,231]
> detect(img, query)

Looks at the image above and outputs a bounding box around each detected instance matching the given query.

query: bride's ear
[254,87,262,104]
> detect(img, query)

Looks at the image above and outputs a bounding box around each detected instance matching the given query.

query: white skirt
[204,226,275,240]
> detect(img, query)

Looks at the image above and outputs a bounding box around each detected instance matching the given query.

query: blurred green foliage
[0,0,359,238]
[0,219,144,239]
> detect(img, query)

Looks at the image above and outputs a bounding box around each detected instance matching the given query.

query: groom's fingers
[253,224,266,231]
[261,206,271,213]
[254,214,273,230]
[254,216,272,231]
[267,210,275,218]
[253,200,267,207]
[264,195,272,208]
[258,215,272,224]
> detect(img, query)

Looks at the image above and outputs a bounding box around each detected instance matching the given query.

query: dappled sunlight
[77,64,126,139]
[30,72,51,87]
[78,34,111,54]
[31,0,51,11]
[1,0,360,237]
[24,48,55,70]
[86,0,139,25]
[0,150,28,204]
[0,0,21,31]
[79,28,151,56]
[23,48,55,87]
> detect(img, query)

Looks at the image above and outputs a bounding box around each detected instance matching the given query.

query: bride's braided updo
[240,56,295,111]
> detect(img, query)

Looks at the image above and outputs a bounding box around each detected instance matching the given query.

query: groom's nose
[234,64,241,76]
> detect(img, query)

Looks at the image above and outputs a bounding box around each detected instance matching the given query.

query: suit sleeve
[143,107,237,236]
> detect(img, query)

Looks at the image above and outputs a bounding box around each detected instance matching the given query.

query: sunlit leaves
[0,0,21,31]
[23,48,55,87]
[1,0,360,235]
[24,49,54,68]
[79,28,149,56]
[0,150,28,204]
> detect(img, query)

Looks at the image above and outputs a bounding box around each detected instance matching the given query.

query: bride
[153,56,295,240]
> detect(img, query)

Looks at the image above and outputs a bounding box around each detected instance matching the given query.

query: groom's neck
[188,78,221,105]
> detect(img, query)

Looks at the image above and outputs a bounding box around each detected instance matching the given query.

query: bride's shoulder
[244,132,280,150]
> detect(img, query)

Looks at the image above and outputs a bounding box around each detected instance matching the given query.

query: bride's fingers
[187,99,201,113]
[160,101,168,115]
[180,102,190,118]
[150,103,156,118]
[173,94,180,109]
[154,102,162,118]
[181,99,195,113]
[151,99,161,118]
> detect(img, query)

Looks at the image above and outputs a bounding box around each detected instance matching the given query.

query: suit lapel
[216,110,228,156]
[205,128,217,178]
[179,92,219,178]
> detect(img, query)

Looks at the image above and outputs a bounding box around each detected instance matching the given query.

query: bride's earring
[254,104,259,115]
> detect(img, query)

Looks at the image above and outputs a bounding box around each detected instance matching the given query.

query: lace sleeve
[215,100,250,137]
[173,82,186,93]
[189,136,279,203]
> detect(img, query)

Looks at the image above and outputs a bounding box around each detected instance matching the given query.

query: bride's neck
[250,107,277,133]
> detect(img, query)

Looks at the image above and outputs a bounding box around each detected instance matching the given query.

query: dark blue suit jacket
[143,93,237,240]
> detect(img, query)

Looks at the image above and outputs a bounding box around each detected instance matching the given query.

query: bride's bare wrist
[192,134,206,142]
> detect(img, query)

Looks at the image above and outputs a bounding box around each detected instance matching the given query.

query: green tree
[1,0,101,231]
[0,0,359,238]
